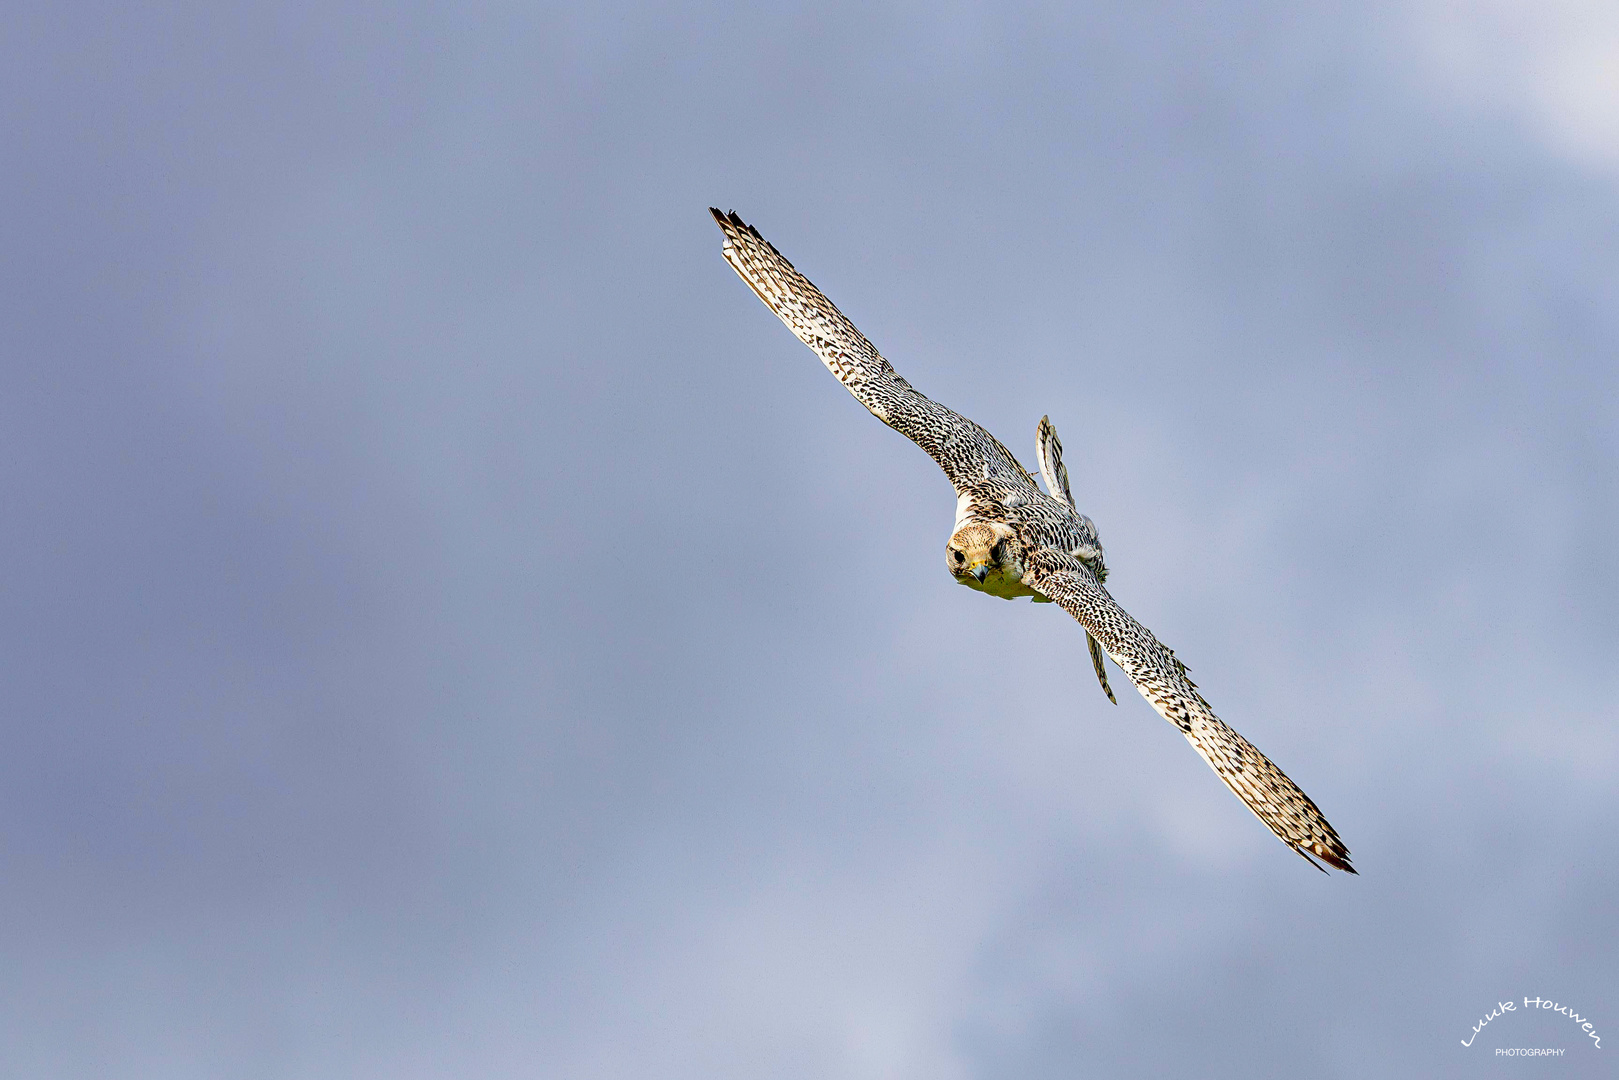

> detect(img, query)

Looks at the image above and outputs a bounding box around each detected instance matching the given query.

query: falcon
[710,208,1354,874]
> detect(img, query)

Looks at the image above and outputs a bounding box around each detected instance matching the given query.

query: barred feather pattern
[1024,550,1354,873]
[711,210,1101,559]
[713,211,1029,488]
[1035,415,1074,507]
[712,208,1353,874]
[1036,416,1116,705]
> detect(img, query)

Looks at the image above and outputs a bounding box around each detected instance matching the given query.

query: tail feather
[1087,633,1117,704]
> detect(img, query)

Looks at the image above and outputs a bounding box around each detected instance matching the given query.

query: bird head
[946,521,1023,587]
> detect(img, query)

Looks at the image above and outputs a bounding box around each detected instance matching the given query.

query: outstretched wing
[711,209,1035,494]
[1024,549,1355,873]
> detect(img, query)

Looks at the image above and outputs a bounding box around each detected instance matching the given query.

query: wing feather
[1036,415,1115,703]
[1035,415,1074,506]
[711,209,1035,493]
[1025,550,1355,873]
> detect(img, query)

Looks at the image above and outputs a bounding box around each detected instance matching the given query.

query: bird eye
[950,549,964,564]
[990,540,1006,560]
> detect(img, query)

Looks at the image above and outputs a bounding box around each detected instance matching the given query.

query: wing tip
[709,207,752,234]
[708,207,759,234]
[707,208,793,272]
[1300,843,1356,875]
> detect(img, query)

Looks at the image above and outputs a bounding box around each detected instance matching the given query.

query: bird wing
[1035,414,1074,506]
[1024,549,1355,873]
[711,209,1037,494]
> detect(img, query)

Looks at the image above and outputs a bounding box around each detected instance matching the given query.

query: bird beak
[969,561,989,582]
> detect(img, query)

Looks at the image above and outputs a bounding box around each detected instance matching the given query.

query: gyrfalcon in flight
[711,208,1354,874]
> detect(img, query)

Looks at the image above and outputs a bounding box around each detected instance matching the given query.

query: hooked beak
[968,561,989,582]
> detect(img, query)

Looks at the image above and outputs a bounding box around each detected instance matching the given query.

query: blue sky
[2,2,1615,1076]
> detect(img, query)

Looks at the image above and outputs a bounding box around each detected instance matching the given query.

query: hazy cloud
[1,2,1613,1077]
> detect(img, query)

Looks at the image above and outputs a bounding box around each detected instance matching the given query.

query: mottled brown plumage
[711,208,1354,874]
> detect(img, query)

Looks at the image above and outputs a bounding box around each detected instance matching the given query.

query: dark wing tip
[1312,845,1357,875]
[708,208,770,247]
[710,207,752,232]
[1291,838,1355,875]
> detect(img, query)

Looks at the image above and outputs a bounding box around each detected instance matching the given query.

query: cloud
[2,1,1615,1075]
[1408,0,1619,170]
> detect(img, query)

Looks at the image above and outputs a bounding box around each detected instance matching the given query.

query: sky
[2,1,1615,1077]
